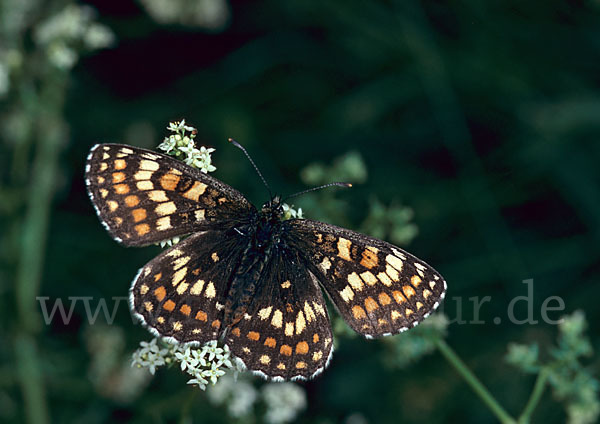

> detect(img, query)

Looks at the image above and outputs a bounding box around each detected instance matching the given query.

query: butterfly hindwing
[130,230,245,344]
[85,144,253,246]
[225,246,333,381]
[287,219,447,338]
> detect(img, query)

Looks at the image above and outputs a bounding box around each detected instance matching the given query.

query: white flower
[83,23,115,49]
[139,338,160,354]
[190,348,208,368]
[175,347,199,372]
[187,374,209,390]
[145,351,165,375]
[202,362,226,384]
[262,382,307,424]
[168,119,196,133]
[215,344,233,369]
[203,340,223,362]
[157,136,176,154]
[282,203,304,220]
[158,236,180,248]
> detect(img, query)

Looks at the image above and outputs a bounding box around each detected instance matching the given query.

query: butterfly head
[260,195,284,219]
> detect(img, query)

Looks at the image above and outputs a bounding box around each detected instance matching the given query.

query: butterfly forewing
[85,144,253,246]
[130,230,245,344]
[287,219,447,338]
[224,247,333,381]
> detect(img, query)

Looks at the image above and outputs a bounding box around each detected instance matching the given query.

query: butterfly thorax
[222,197,285,329]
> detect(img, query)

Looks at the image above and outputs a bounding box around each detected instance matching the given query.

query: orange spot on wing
[392,290,406,304]
[211,319,221,329]
[154,286,166,301]
[154,272,162,282]
[247,331,260,341]
[195,310,207,321]
[135,223,150,236]
[160,173,180,191]
[132,208,147,222]
[313,333,320,343]
[112,172,126,183]
[114,184,129,194]
[232,327,241,336]
[352,305,367,319]
[180,304,191,316]
[364,297,379,313]
[296,341,309,355]
[125,195,139,207]
[114,159,127,170]
[378,292,392,305]
[264,337,276,348]
[360,247,379,269]
[280,344,293,356]
[163,300,175,311]
[182,181,207,201]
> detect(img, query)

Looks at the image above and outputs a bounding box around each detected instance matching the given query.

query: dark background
[2,0,599,422]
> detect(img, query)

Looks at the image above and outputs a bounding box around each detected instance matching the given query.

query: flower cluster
[506,311,599,424]
[158,120,216,173]
[33,4,115,70]
[131,338,242,390]
[156,120,216,247]
[208,374,307,424]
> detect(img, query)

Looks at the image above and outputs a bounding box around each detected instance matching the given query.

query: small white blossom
[175,347,199,372]
[187,374,209,390]
[157,236,180,248]
[208,374,258,418]
[282,203,304,220]
[168,119,196,132]
[202,362,226,384]
[145,351,165,375]
[157,136,176,154]
[139,338,160,354]
[203,340,224,362]
[262,382,307,424]
[83,23,115,49]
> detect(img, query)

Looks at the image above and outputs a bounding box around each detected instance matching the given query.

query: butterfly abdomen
[223,216,283,327]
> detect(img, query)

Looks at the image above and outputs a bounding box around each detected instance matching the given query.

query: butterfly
[85,143,447,381]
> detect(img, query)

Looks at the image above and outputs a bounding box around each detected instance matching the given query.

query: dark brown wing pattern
[287,219,447,339]
[85,144,253,246]
[129,230,244,345]
[224,246,334,381]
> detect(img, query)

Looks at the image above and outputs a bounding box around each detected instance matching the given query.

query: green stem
[14,68,68,424]
[517,368,549,424]
[435,339,516,424]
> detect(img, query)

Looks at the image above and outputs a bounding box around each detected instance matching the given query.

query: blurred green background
[2,0,599,423]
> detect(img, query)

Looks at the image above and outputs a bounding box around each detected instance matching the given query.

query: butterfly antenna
[229,138,273,198]
[283,182,352,202]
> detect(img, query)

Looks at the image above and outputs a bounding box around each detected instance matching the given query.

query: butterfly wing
[85,143,254,246]
[286,219,447,338]
[130,230,247,344]
[224,245,334,381]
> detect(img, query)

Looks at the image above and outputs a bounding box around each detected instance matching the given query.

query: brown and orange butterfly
[85,143,447,381]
